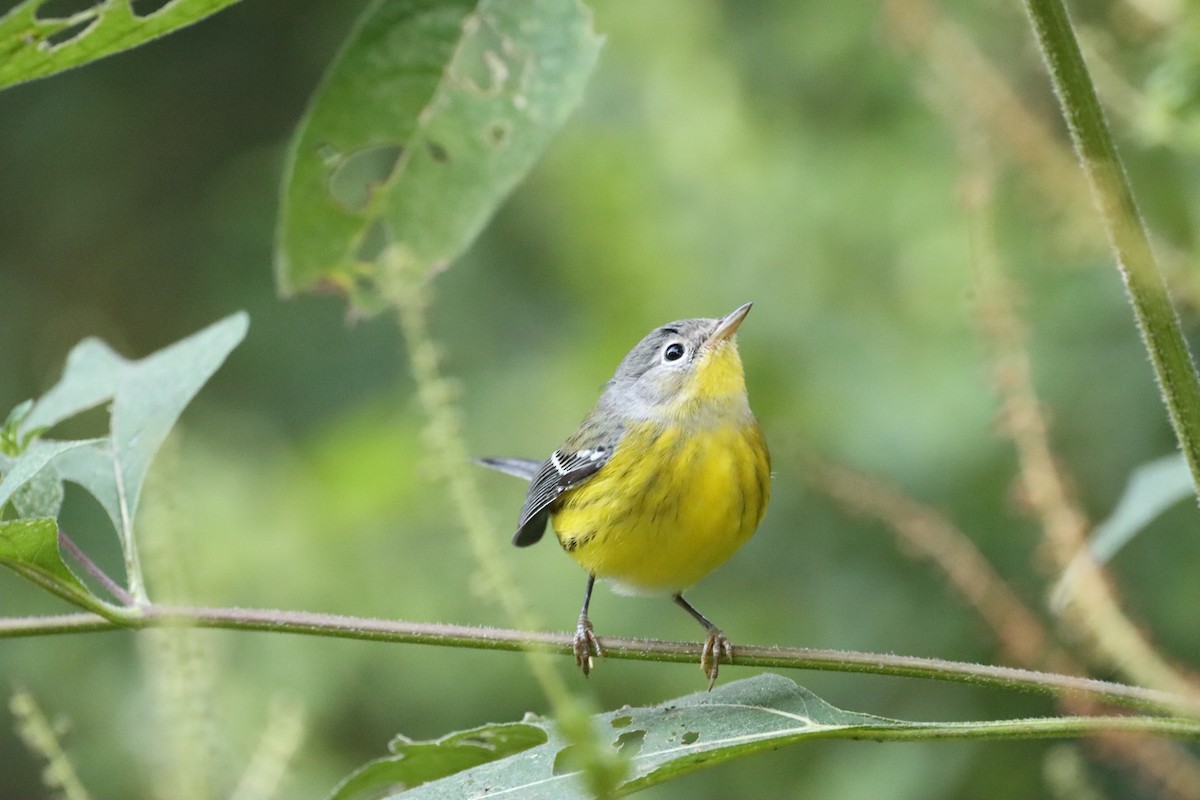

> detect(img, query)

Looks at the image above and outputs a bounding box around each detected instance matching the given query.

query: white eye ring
[662,342,687,363]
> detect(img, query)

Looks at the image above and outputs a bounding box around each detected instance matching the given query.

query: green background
[2,0,1199,797]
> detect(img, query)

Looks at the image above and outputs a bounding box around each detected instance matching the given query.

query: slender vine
[3,605,1199,720]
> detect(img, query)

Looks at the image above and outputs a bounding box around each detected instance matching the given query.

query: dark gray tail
[473,456,540,482]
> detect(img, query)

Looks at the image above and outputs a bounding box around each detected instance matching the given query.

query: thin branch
[58,530,132,606]
[863,715,1200,743]
[1,605,1197,718]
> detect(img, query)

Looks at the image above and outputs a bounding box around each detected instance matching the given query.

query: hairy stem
[58,530,133,606]
[2,605,1198,719]
[859,715,1200,742]
[380,254,575,706]
[380,253,626,796]
[1021,0,1200,498]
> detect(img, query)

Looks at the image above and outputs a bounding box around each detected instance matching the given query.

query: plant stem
[1021,0,1200,497]
[111,455,148,604]
[58,530,132,606]
[853,715,1200,743]
[3,605,1197,718]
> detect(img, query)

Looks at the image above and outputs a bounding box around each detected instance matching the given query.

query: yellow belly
[550,420,770,593]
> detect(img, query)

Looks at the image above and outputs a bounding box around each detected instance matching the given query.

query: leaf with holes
[329,722,548,800]
[330,674,883,799]
[276,0,602,312]
[333,673,1191,799]
[0,0,249,90]
[333,671,1200,796]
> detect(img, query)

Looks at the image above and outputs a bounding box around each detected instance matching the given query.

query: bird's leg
[673,593,732,690]
[574,573,604,676]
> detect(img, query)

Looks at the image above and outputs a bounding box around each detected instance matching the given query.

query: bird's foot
[574,614,604,676]
[701,628,733,690]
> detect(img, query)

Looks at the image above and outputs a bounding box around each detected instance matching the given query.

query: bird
[478,302,770,687]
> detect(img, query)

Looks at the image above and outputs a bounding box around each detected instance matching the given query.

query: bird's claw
[701,628,733,690]
[574,615,604,676]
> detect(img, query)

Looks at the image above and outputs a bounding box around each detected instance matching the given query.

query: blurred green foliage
[2,0,1200,798]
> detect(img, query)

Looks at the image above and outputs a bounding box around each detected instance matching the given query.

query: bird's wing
[512,444,614,547]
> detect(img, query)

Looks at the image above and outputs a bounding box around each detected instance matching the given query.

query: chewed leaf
[0,0,249,90]
[1051,454,1196,610]
[0,518,96,607]
[329,722,548,800]
[329,675,896,799]
[335,674,1186,799]
[276,0,602,312]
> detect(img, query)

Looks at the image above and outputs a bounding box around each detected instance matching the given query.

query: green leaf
[0,517,96,608]
[19,312,249,538]
[337,674,1200,799]
[1088,454,1195,562]
[276,0,602,311]
[329,722,548,800]
[430,674,887,799]
[10,465,65,520]
[1,399,36,454]
[0,439,105,517]
[1051,453,1195,609]
[0,314,247,602]
[0,0,248,91]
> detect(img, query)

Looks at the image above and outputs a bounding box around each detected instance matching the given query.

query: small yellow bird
[479,303,770,686]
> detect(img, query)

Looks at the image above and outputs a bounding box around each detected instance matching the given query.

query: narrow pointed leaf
[276,0,602,311]
[1088,454,1195,563]
[1051,453,1195,609]
[0,0,248,91]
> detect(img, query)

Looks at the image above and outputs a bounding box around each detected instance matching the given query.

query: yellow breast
[550,419,770,593]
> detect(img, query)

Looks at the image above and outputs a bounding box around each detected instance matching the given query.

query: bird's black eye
[663,342,686,362]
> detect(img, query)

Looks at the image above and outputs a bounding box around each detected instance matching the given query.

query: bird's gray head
[604,303,754,417]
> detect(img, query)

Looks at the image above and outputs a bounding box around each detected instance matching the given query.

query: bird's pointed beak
[705,302,753,348]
